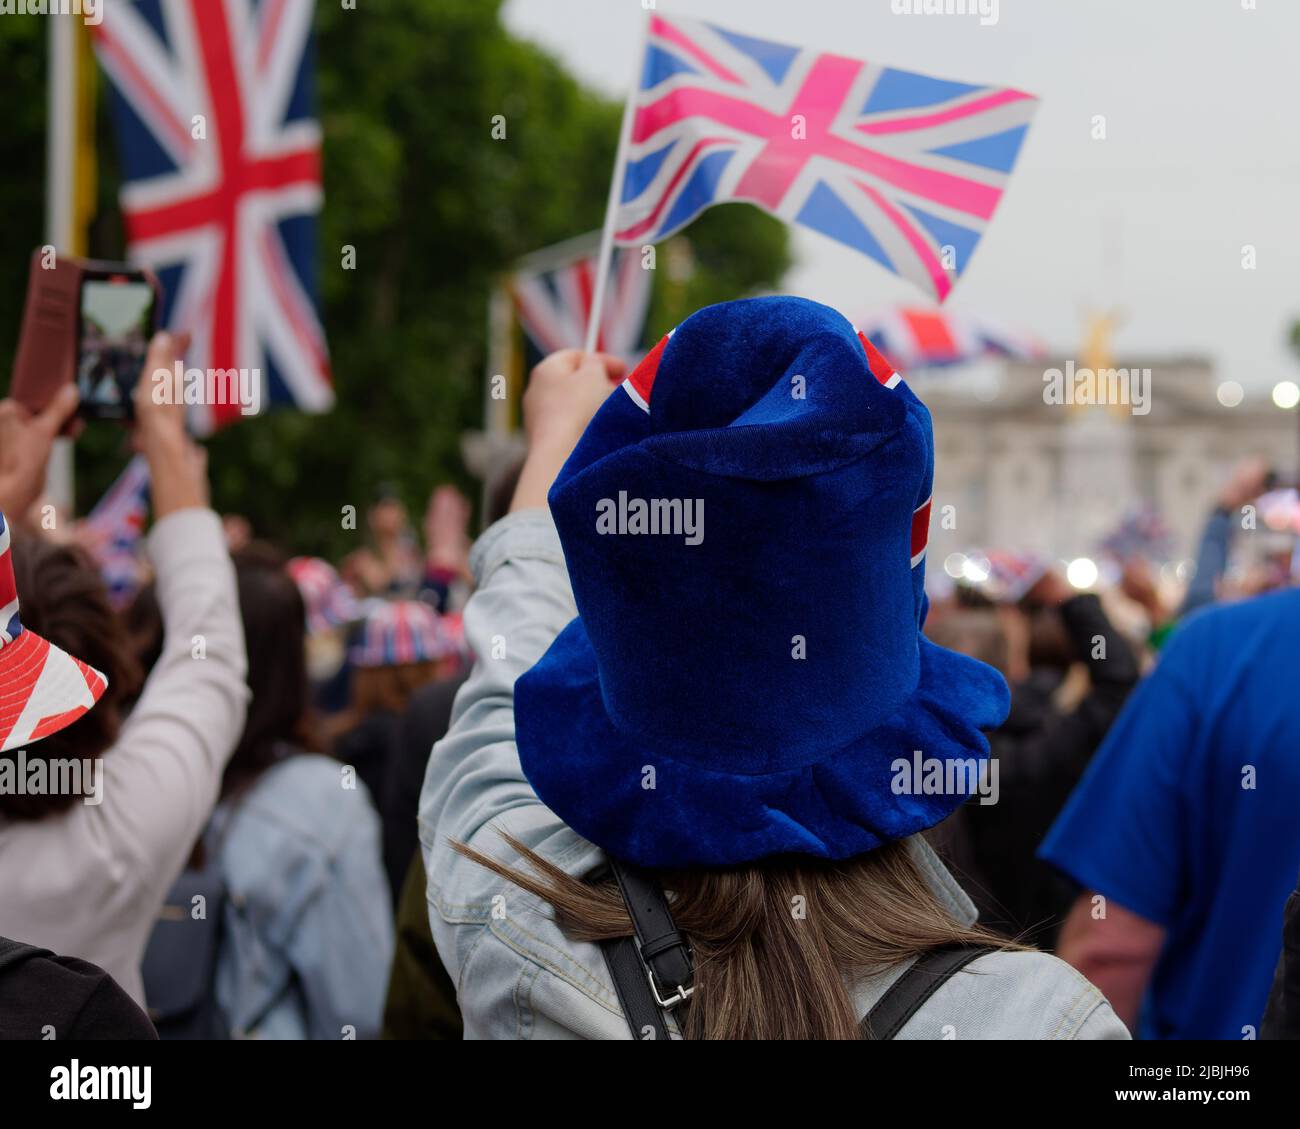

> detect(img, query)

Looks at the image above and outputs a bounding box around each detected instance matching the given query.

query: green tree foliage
[0,0,788,555]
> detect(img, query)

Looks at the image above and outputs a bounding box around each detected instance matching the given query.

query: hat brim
[516,617,1010,869]
[0,630,108,754]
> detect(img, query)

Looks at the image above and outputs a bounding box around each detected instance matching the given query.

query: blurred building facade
[924,355,1298,566]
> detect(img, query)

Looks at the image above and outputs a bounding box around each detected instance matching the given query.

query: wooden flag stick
[584,16,647,355]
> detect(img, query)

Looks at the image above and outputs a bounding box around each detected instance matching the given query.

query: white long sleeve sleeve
[0,507,249,1007]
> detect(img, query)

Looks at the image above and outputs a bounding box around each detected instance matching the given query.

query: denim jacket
[419,511,1130,1040]
[213,754,394,1039]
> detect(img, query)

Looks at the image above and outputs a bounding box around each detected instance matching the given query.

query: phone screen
[77,275,156,420]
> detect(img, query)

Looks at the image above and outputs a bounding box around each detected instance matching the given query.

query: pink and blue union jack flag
[616,14,1037,301]
[92,0,331,431]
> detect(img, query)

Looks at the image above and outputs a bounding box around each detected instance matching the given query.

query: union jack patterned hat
[516,296,1010,869]
[286,556,361,636]
[349,599,465,669]
[0,512,108,753]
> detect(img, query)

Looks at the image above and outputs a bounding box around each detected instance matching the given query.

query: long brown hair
[319,658,452,748]
[458,833,1023,1040]
[221,543,318,799]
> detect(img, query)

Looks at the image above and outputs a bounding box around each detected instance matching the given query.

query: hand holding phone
[10,249,160,427]
[131,330,208,519]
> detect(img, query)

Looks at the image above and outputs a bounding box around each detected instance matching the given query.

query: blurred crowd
[924,453,1300,1038]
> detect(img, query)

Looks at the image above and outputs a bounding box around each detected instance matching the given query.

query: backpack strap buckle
[648,966,695,1010]
[600,858,696,1037]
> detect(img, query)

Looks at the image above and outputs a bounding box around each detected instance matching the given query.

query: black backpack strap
[602,936,671,1041]
[599,859,695,1040]
[140,826,231,1038]
[861,943,995,1040]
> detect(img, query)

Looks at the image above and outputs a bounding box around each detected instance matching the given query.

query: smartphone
[75,267,159,421]
[10,250,160,426]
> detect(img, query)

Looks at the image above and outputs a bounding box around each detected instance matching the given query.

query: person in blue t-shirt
[1040,587,1300,1039]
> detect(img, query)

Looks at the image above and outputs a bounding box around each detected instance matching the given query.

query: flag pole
[45,13,80,523]
[583,15,647,355]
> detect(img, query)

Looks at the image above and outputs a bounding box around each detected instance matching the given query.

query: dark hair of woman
[222,541,318,800]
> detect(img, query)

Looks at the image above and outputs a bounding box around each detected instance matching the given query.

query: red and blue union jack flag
[857,304,1046,371]
[92,0,331,431]
[510,239,652,366]
[79,454,152,609]
[616,14,1037,301]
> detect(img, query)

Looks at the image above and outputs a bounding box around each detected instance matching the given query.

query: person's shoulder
[218,755,382,910]
[1149,590,1300,693]
[258,751,346,789]
[234,754,378,848]
[0,946,156,1040]
[1174,587,1300,649]
[436,834,638,1040]
[900,949,1130,1040]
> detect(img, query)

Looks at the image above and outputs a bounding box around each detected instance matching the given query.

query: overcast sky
[504,0,1300,393]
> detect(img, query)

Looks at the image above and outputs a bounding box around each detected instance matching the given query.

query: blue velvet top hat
[516,296,1009,869]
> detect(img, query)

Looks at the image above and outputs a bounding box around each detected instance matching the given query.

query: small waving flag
[1098,506,1174,564]
[79,455,151,610]
[615,14,1037,301]
[858,305,1045,371]
[511,236,652,365]
[966,548,1049,603]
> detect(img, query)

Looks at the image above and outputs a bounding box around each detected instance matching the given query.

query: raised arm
[418,350,623,950]
[92,332,249,891]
